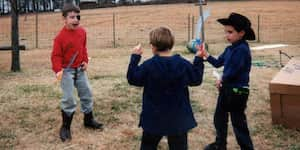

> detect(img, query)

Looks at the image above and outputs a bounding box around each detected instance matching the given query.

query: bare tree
[9,0,21,71]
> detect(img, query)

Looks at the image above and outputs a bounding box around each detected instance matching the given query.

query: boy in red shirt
[51,3,103,142]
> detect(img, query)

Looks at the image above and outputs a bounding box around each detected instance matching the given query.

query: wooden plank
[281,95,300,129]
[270,94,282,125]
[0,45,26,50]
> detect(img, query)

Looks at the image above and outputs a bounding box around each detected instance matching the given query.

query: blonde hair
[149,27,174,51]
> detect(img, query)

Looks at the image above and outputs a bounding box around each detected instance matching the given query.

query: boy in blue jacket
[127,27,204,150]
[200,13,255,150]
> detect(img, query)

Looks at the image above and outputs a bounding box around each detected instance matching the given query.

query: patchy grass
[1,1,300,148]
[0,43,299,149]
[0,128,16,149]
[17,84,61,99]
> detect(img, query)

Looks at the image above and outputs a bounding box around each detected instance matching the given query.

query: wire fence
[0,10,300,50]
[0,0,201,15]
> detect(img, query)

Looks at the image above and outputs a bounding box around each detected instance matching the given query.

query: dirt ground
[1,1,300,150]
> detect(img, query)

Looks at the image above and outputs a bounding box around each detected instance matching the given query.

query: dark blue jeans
[140,131,187,150]
[214,87,254,150]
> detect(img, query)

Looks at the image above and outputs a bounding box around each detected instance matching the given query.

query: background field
[1,1,300,150]
[1,1,300,49]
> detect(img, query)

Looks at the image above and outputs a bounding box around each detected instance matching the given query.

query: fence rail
[0,0,200,15]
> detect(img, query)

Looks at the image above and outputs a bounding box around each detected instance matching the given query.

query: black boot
[60,110,74,142]
[84,111,103,129]
[204,142,227,150]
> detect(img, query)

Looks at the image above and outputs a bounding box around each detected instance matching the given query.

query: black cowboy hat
[217,12,256,41]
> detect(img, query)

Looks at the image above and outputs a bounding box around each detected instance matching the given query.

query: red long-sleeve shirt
[51,26,88,73]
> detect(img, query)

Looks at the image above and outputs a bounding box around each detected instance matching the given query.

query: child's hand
[196,43,208,58]
[81,62,88,71]
[195,44,204,57]
[215,79,222,90]
[56,70,63,81]
[132,43,143,55]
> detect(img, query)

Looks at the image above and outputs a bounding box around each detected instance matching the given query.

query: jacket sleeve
[206,50,226,68]
[127,54,147,87]
[186,56,204,86]
[51,37,63,73]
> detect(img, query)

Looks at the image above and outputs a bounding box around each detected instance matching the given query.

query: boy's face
[64,11,80,30]
[224,25,245,43]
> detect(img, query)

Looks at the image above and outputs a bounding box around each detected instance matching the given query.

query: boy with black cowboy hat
[198,13,255,150]
[51,3,103,142]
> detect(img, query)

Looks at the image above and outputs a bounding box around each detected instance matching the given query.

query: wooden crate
[269,58,300,129]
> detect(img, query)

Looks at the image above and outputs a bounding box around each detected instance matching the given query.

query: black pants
[140,131,188,150]
[214,87,254,150]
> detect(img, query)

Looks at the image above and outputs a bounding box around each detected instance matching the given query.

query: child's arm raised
[196,44,225,68]
[127,44,146,87]
[185,46,205,86]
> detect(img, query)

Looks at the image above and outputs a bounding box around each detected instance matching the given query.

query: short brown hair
[149,27,174,52]
[62,3,80,17]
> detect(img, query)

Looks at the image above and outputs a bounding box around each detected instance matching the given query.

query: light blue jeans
[61,68,93,116]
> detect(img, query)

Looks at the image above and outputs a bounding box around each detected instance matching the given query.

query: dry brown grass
[1,1,300,150]
[0,43,300,149]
